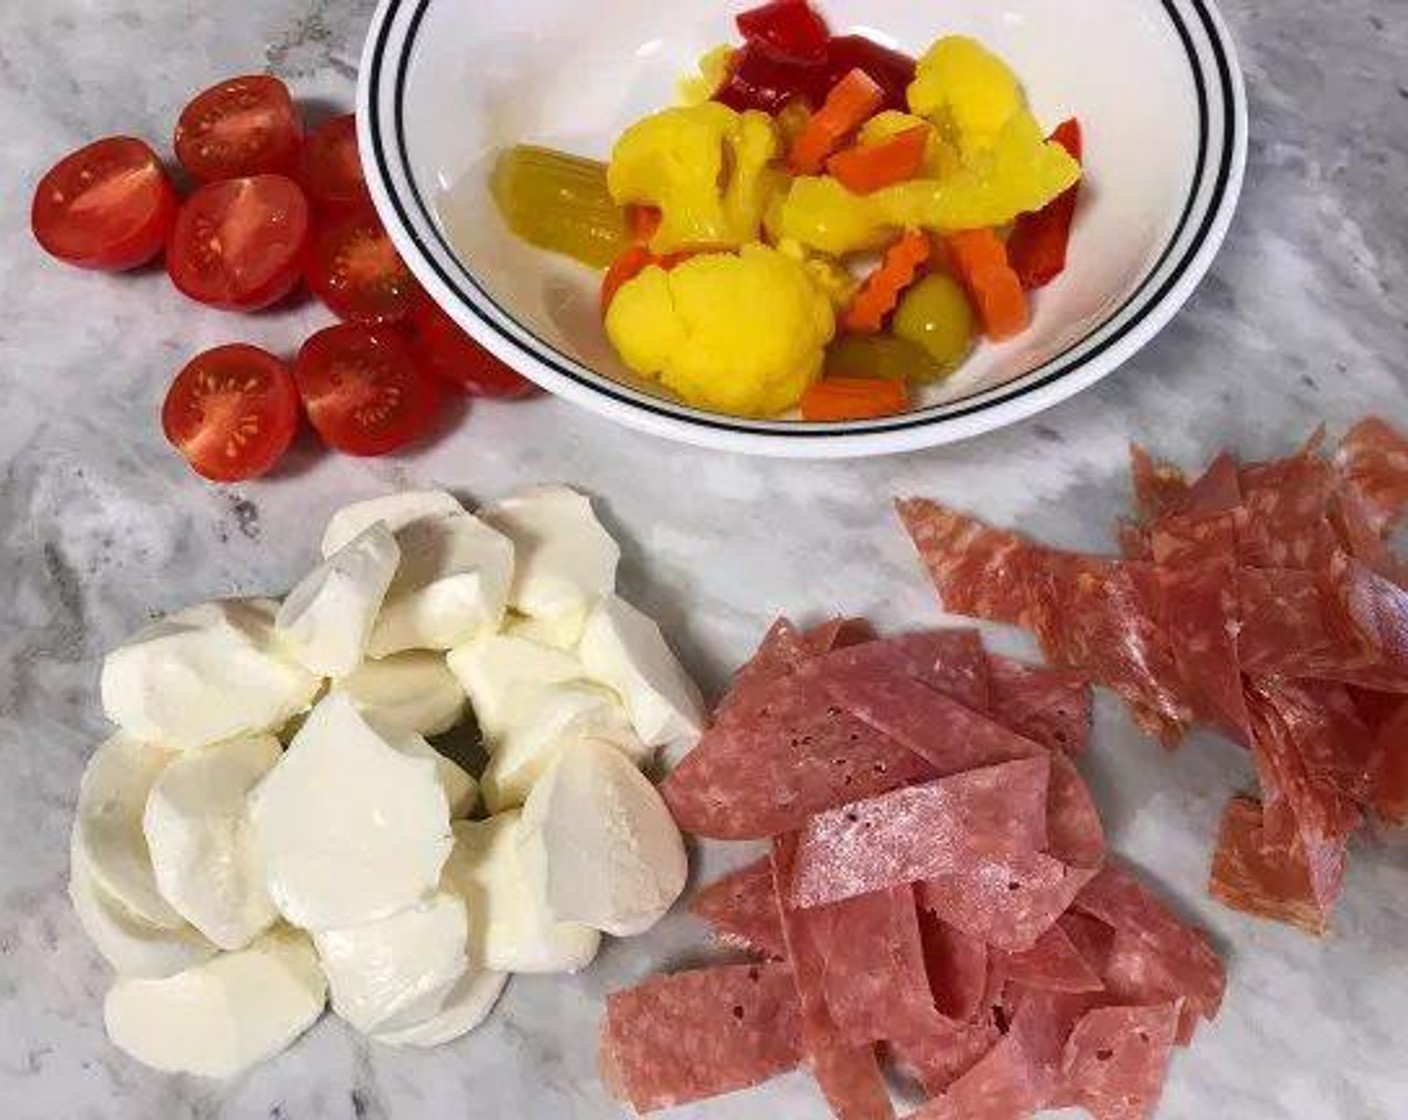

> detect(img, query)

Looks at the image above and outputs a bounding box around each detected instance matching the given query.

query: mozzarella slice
[371,969,508,1048]
[503,611,583,651]
[321,490,464,556]
[480,682,646,812]
[333,651,467,737]
[518,739,686,937]
[142,734,281,950]
[578,595,704,747]
[368,511,515,656]
[445,815,600,974]
[391,730,478,819]
[101,600,322,751]
[446,634,586,741]
[249,694,453,930]
[314,892,468,1034]
[104,928,326,1078]
[483,485,619,625]
[74,734,183,929]
[69,836,216,978]
[276,523,401,678]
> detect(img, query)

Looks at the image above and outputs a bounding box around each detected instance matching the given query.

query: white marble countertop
[1,2,1406,1118]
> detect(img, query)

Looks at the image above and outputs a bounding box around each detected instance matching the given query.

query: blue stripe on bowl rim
[364,0,1243,439]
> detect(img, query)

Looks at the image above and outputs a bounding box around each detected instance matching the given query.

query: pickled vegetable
[490,145,630,269]
[908,36,1023,155]
[824,333,945,383]
[892,273,976,375]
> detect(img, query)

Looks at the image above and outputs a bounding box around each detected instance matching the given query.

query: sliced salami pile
[600,620,1224,1119]
[899,417,1408,936]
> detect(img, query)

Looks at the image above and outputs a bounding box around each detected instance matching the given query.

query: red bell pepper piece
[1007,118,1083,290]
[736,0,831,64]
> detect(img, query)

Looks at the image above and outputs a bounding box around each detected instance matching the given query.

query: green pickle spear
[490,145,630,269]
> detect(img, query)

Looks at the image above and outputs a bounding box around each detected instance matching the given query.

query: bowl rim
[358,0,1248,459]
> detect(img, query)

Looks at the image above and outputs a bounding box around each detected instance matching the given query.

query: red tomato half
[294,324,440,456]
[167,175,311,311]
[162,345,301,482]
[31,137,178,271]
[299,114,369,210]
[305,208,423,324]
[174,75,304,182]
[410,298,539,398]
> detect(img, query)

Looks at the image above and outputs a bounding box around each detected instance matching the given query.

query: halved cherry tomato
[294,324,440,455]
[167,174,311,310]
[409,298,538,398]
[31,137,178,271]
[305,209,423,325]
[299,114,369,210]
[174,75,304,182]
[161,345,301,482]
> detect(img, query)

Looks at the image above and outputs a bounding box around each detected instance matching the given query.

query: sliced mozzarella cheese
[517,739,686,937]
[104,928,326,1078]
[391,730,478,819]
[578,595,704,747]
[445,815,599,974]
[321,490,464,556]
[483,485,619,626]
[142,734,281,951]
[69,836,216,978]
[276,523,401,678]
[314,892,468,1034]
[503,610,583,651]
[370,969,508,1048]
[446,634,586,741]
[480,682,646,812]
[249,694,452,930]
[368,511,515,656]
[74,735,183,929]
[101,600,322,751]
[332,651,467,737]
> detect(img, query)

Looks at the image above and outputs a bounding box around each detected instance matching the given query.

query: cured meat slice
[690,858,785,959]
[987,657,1093,756]
[1072,863,1225,1026]
[715,618,812,718]
[1046,752,1107,871]
[662,680,932,840]
[1129,444,1190,522]
[1235,437,1339,569]
[917,907,989,1023]
[1055,912,1116,977]
[1209,795,1330,936]
[809,629,992,712]
[1058,1002,1180,1120]
[1151,511,1249,741]
[600,961,803,1112]
[897,499,1036,626]
[809,1044,895,1120]
[806,617,880,655]
[1254,678,1377,803]
[1000,923,1104,994]
[1369,698,1408,824]
[771,832,843,1048]
[917,850,1096,953]
[1335,416,1408,535]
[887,1016,1002,1099]
[788,758,1052,909]
[823,668,1045,778]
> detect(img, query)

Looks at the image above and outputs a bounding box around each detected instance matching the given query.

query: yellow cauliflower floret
[605,245,835,417]
[607,103,780,254]
[777,176,899,256]
[908,36,1024,155]
[776,238,860,311]
[678,45,736,106]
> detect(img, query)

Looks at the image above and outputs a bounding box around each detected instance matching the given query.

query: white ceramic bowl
[359,0,1246,458]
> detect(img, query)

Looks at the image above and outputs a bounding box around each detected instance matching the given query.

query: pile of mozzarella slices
[70,487,703,1077]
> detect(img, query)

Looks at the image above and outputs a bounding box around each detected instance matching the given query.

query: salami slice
[1129,444,1191,522]
[1072,863,1225,1026]
[897,499,1037,626]
[600,962,803,1112]
[808,630,993,712]
[1370,698,1408,824]
[714,618,812,718]
[1056,912,1116,977]
[1046,752,1107,871]
[1058,1003,1180,1120]
[1234,439,1339,569]
[886,1015,1001,1098]
[1209,795,1331,936]
[916,906,990,1023]
[987,656,1093,756]
[805,617,881,655]
[809,1044,895,1120]
[1335,416,1408,535]
[690,858,786,959]
[1254,678,1377,803]
[823,668,1045,778]
[1000,923,1105,994]
[788,759,1052,909]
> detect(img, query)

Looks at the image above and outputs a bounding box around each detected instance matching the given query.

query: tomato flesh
[174,75,304,182]
[295,324,440,455]
[409,298,539,398]
[167,174,310,311]
[162,345,301,482]
[305,209,422,325]
[300,114,369,210]
[31,137,178,271]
